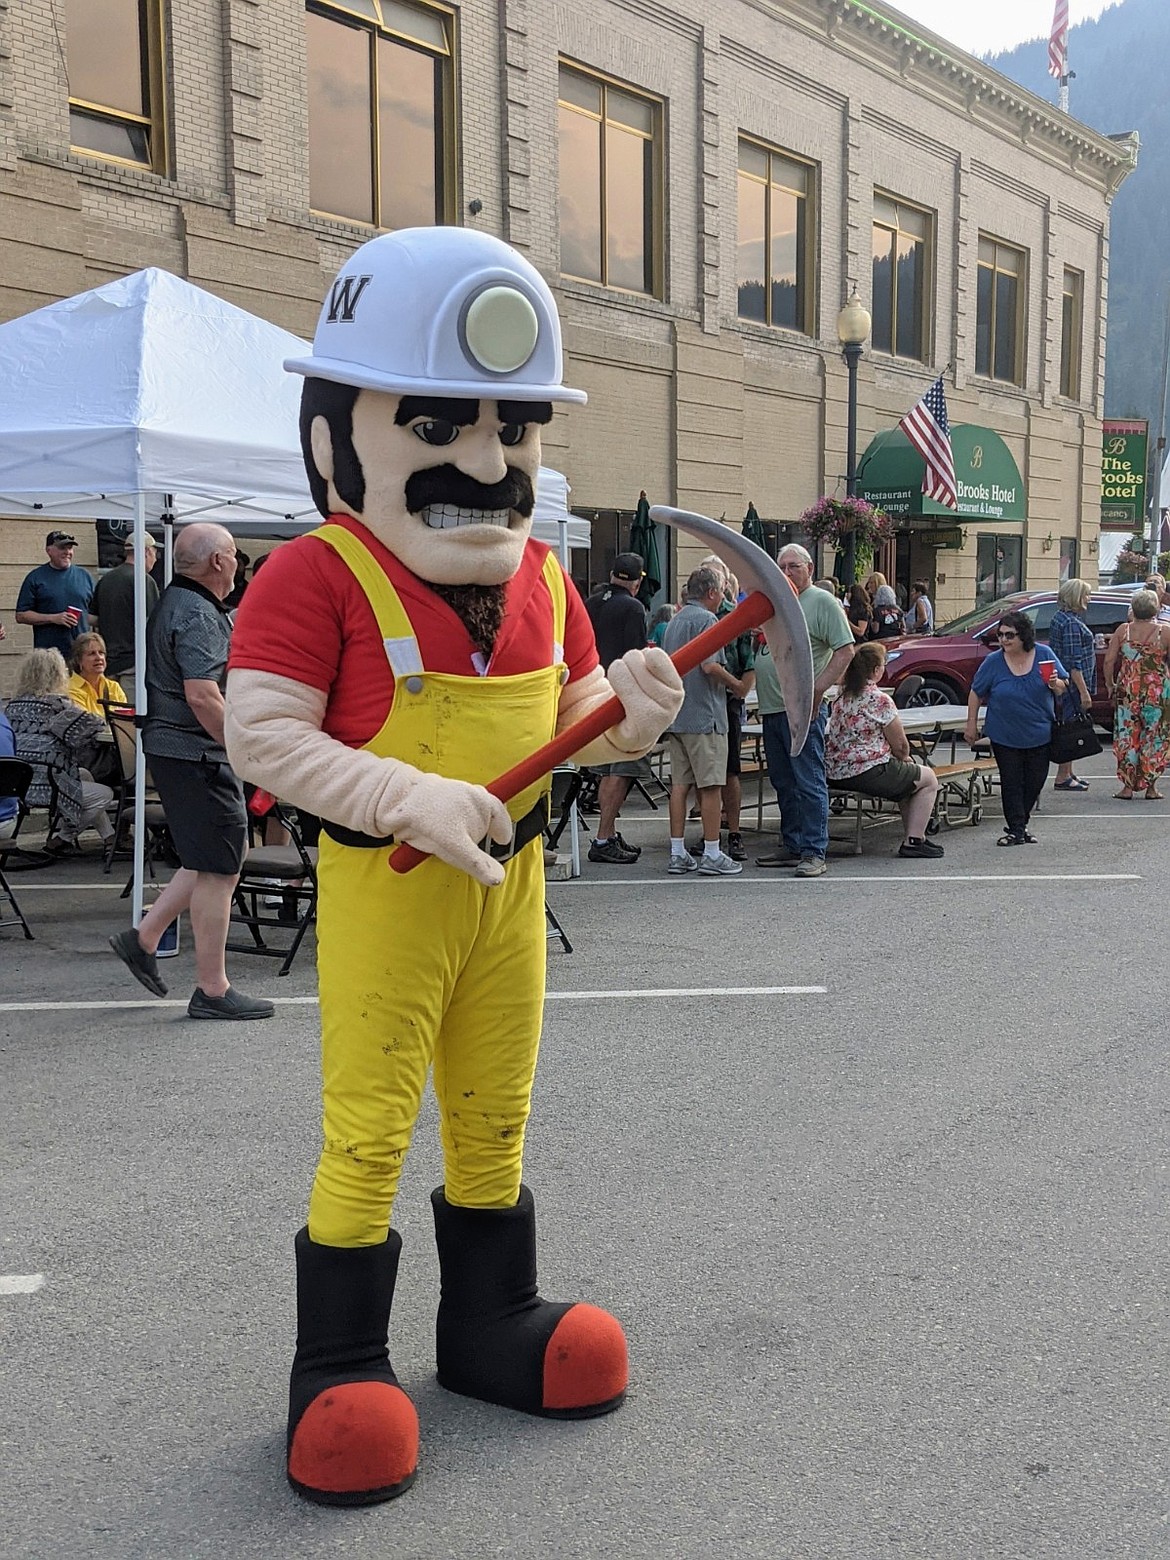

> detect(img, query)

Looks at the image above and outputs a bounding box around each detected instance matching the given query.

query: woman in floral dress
[1104,589,1170,799]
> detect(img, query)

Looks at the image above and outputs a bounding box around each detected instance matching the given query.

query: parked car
[882,588,1136,727]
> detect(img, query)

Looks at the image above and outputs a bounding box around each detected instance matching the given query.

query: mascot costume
[224,226,685,1506]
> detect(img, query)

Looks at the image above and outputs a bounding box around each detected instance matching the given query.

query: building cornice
[742,0,1139,199]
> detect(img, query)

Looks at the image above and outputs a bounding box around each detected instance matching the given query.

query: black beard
[430,581,508,657]
[403,463,535,518]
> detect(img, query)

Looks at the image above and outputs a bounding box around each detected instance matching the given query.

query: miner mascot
[224,227,685,1505]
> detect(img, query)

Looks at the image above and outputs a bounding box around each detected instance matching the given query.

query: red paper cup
[65,606,81,626]
[1039,660,1054,685]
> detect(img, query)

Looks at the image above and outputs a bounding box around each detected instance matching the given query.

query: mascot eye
[413,420,459,446]
[499,423,527,447]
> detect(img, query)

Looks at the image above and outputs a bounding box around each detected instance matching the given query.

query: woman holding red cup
[964,609,1067,847]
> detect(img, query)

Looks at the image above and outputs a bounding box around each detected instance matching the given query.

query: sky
[886,0,1121,57]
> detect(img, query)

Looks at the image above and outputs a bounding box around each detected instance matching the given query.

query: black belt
[322,796,550,863]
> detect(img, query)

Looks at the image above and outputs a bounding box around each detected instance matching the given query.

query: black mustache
[404,464,535,518]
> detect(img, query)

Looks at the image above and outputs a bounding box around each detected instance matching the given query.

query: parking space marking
[559,872,1139,887]
[0,988,822,1013]
[0,1274,44,1296]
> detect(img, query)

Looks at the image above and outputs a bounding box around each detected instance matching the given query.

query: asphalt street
[0,764,1166,1560]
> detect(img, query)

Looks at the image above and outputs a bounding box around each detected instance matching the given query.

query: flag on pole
[898,375,958,510]
[1049,0,1069,78]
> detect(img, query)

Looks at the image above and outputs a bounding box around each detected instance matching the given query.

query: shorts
[589,755,653,780]
[667,731,728,791]
[828,757,921,803]
[147,754,247,875]
[726,697,744,777]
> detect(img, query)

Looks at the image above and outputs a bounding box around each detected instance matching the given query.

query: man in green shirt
[755,545,854,876]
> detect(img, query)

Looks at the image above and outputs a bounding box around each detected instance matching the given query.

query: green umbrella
[629,491,661,607]
[742,502,767,551]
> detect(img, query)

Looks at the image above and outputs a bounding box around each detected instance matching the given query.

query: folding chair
[228,803,318,975]
[0,759,36,939]
[104,713,169,874]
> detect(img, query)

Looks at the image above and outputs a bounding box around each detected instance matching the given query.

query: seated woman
[6,648,116,854]
[67,631,128,716]
[825,641,943,859]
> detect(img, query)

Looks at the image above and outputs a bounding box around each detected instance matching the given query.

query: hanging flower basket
[798,494,895,549]
[1114,547,1150,583]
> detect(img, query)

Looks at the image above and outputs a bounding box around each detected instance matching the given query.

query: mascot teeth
[423,504,511,530]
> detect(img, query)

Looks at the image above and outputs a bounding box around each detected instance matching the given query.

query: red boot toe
[543,1303,628,1416]
[288,1380,418,1506]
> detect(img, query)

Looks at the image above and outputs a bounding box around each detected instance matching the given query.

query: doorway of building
[975,533,1023,609]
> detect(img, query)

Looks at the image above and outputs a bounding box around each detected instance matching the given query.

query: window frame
[870,190,933,362]
[306,0,457,230]
[735,135,818,336]
[556,61,664,299]
[975,233,1028,387]
[1059,266,1084,402]
[65,0,168,175]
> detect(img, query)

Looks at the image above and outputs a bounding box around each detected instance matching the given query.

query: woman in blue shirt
[1047,578,1096,791]
[965,610,1068,846]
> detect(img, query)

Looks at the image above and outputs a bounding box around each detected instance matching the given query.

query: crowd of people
[4,530,1170,935]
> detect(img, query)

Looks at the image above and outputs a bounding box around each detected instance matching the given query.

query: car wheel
[907,677,962,707]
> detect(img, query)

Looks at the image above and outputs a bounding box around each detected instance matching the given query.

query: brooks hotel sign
[1100,419,1147,531]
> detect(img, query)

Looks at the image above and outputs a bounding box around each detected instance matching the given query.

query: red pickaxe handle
[390,589,774,873]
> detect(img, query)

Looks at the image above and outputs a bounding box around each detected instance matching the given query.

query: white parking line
[0,1274,44,1296]
[0,987,824,1014]
[559,873,1140,886]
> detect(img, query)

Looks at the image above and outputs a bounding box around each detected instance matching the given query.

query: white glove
[380,769,514,888]
[602,647,685,753]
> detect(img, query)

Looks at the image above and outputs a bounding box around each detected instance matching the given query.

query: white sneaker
[667,853,699,875]
[698,850,743,876]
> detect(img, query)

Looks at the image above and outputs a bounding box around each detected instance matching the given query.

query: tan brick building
[0,0,1137,686]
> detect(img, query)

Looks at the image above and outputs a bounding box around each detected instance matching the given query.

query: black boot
[431,1185,627,1418]
[286,1227,418,1505]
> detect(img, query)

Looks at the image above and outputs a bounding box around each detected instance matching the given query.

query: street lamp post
[836,291,872,588]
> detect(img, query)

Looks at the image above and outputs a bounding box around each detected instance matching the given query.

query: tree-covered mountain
[985,0,1168,428]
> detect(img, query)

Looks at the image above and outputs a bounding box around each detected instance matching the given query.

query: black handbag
[1049,707,1102,764]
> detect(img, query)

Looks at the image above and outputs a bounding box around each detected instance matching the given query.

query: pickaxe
[391,504,814,873]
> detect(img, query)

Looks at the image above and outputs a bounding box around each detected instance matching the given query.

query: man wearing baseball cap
[584,552,651,863]
[15,531,94,656]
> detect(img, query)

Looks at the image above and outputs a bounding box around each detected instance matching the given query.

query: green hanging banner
[857,424,1025,522]
[1100,419,1148,531]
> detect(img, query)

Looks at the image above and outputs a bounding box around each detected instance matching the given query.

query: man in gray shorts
[108,522,273,1020]
[662,567,742,877]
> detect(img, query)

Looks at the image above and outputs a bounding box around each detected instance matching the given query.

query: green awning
[857,423,1026,522]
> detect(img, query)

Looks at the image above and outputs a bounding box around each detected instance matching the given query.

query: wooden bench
[929,758,998,829]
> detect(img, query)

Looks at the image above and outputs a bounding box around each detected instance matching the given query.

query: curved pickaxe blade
[649,505,815,755]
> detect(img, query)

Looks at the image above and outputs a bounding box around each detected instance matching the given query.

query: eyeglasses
[996,630,1018,640]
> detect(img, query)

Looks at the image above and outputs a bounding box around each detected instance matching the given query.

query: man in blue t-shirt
[15,531,95,656]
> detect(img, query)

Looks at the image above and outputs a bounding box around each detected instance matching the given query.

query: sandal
[1145,790,1165,801]
[996,832,1024,846]
[1021,831,1039,844]
[1053,778,1089,792]
[1113,790,1134,800]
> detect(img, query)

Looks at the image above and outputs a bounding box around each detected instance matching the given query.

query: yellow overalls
[306,525,567,1248]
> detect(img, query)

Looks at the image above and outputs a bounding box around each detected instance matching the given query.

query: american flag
[898,375,958,510]
[1049,0,1069,78]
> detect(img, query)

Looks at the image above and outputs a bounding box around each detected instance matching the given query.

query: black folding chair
[0,759,36,939]
[228,803,318,975]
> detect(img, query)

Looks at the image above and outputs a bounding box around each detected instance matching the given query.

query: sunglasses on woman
[997,630,1018,640]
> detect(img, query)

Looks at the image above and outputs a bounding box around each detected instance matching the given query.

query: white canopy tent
[0,266,589,912]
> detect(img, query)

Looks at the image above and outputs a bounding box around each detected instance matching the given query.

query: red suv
[882,589,1134,727]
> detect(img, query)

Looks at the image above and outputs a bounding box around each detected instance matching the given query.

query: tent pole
[131,491,148,925]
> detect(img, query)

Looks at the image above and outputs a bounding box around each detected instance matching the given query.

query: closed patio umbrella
[629,490,661,606]
[742,502,767,551]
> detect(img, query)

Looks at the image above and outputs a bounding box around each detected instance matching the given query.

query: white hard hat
[285,226,586,404]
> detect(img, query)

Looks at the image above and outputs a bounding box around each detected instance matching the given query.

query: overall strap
[311,523,421,677]
[540,549,567,660]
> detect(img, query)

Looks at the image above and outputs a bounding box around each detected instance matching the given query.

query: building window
[306,0,453,228]
[64,0,165,170]
[736,140,815,333]
[975,235,1026,385]
[871,193,931,360]
[557,66,662,296]
[1060,267,1084,400]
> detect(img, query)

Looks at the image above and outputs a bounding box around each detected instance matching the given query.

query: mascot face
[311,390,550,587]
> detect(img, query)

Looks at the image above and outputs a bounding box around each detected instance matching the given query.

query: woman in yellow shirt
[67,632,128,716]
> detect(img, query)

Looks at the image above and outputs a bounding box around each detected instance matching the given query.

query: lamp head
[837,292,872,347]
